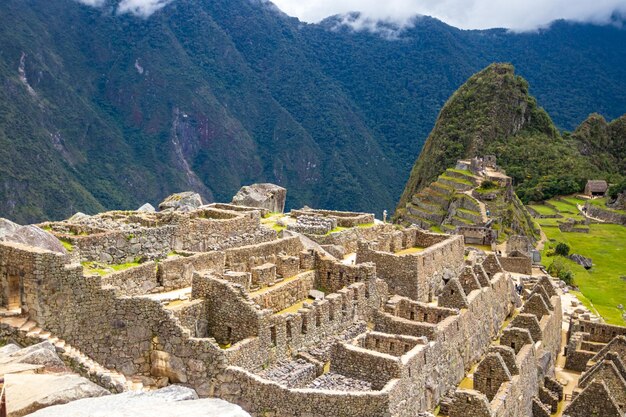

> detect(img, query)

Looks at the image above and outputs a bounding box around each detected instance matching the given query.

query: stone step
[0,316,28,328]
[19,320,37,332]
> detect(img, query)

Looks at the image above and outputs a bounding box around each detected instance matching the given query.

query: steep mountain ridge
[1,0,626,223]
[397,64,623,215]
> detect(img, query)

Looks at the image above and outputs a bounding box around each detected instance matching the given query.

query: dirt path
[462,189,488,223]
[576,204,605,223]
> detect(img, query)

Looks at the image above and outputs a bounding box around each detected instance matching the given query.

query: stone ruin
[0,187,622,416]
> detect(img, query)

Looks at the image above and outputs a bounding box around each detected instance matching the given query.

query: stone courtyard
[0,185,624,416]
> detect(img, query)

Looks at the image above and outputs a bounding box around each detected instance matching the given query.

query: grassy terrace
[82,260,142,276]
[440,174,474,186]
[528,204,558,216]
[532,196,626,325]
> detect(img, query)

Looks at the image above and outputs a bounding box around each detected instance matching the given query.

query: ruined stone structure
[0,189,605,417]
[562,318,626,416]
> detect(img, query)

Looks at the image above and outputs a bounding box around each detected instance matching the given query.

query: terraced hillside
[399,165,539,243]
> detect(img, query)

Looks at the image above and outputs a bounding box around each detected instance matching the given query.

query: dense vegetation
[398,64,625,211]
[1,0,626,223]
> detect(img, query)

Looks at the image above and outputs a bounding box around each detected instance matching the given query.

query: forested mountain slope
[1,0,625,223]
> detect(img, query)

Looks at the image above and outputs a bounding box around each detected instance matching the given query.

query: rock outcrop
[5,373,110,417]
[232,183,287,213]
[26,385,251,417]
[137,203,156,213]
[0,218,67,254]
[569,254,593,269]
[158,192,203,212]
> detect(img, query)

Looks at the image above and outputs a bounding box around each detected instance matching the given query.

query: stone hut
[584,180,608,197]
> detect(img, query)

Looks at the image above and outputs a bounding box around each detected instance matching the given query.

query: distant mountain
[397,63,624,215]
[1,0,626,223]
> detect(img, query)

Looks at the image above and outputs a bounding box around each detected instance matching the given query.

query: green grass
[457,208,481,216]
[440,174,474,186]
[528,204,558,216]
[272,224,286,233]
[562,196,587,206]
[328,226,350,234]
[430,225,444,234]
[357,222,376,228]
[541,224,626,325]
[60,239,74,252]
[531,196,626,325]
[548,199,581,217]
[82,260,142,276]
[447,168,476,178]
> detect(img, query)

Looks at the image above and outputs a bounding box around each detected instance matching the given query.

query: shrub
[479,180,497,190]
[555,242,570,257]
[608,179,626,200]
[548,257,574,285]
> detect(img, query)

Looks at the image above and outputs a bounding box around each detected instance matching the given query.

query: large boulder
[0,219,67,254]
[231,183,286,213]
[158,192,203,212]
[5,373,110,417]
[26,385,251,417]
[569,254,593,269]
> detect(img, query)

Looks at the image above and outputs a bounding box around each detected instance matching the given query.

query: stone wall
[382,272,516,417]
[302,223,393,253]
[331,342,402,390]
[356,235,465,302]
[250,271,315,313]
[498,256,532,275]
[585,203,626,225]
[225,237,304,272]
[100,261,159,295]
[570,319,626,344]
[315,255,376,293]
[69,226,177,264]
[357,332,425,356]
[158,252,226,291]
[216,366,392,417]
[0,242,227,394]
[290,209,375,228]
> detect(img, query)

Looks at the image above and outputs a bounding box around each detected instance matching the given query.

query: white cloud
[117,0,173,17]
[75,0,107,6]
[73,0,172,17]
[270,0,626,31]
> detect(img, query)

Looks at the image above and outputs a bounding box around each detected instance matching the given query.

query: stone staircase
[0,316,145,393]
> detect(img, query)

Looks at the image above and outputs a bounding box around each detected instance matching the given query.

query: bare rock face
[158,192,203,212]
[137,203,156,213]
[26,385,251,417]
[5,373,110,417]
[0,218,67,254]
[232,183,286,213]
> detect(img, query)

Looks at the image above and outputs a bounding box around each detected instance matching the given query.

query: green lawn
[528,204,558,216]
[547,199,582,218]
[530,196,626,325]
[542,224,626,325]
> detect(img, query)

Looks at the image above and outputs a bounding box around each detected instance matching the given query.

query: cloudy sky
[270,0,626,31]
